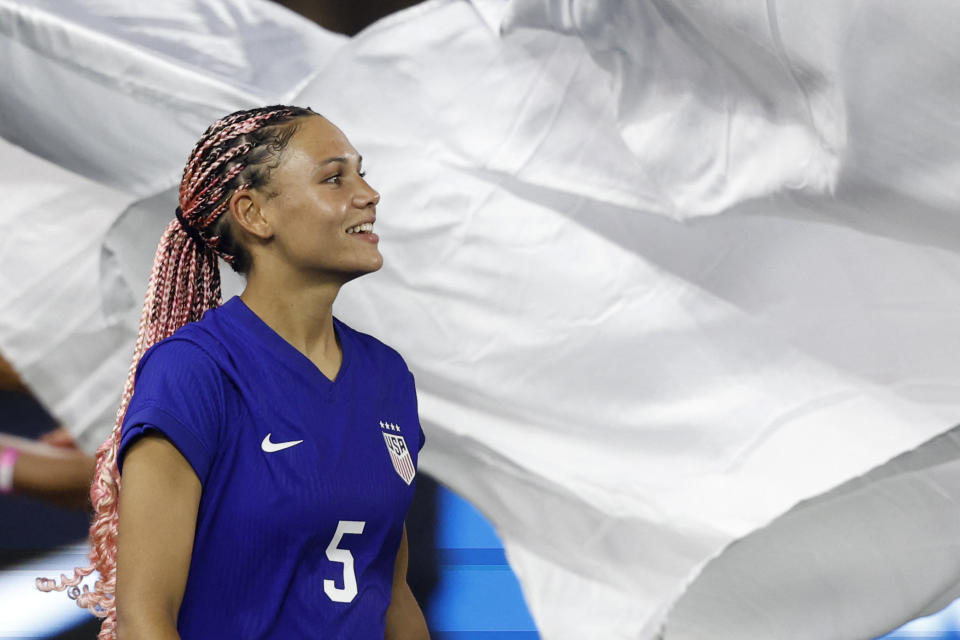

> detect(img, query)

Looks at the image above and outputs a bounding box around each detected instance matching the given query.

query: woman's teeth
[346,222,374,234]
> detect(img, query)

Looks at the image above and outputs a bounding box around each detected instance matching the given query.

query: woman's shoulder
[137,323,226,377]
[334,318,410,374]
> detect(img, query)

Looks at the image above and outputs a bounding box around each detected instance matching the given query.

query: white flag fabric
[1,1,959,638]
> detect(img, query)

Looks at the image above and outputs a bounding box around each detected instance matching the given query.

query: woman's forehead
[278,116,360,176]
[291,116,357,159]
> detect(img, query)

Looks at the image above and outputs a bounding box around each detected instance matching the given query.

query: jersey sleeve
[406,369,426,452]
[118,339,224,484]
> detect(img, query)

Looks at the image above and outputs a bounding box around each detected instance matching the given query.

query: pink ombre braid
[37,105,315,639]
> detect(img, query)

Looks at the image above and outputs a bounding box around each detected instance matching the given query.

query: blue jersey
[118,296,424,639]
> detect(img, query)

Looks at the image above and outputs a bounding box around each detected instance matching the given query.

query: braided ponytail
[37,105,314,638]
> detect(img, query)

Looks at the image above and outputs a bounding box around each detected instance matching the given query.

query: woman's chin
[337,255,384,282]
[356,252,384,275]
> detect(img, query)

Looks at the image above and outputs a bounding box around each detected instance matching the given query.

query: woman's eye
[358,170,367,178]
[324,174,341,185]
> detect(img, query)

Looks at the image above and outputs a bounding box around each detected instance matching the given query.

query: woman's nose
[354,183,380,208]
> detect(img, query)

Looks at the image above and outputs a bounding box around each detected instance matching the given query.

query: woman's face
[256,115,382,280]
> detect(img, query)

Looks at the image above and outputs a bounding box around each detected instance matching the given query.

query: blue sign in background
[428,484,960,640]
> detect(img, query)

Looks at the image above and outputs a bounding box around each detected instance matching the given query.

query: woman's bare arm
[116,433,201,640]
[385,524,430,640]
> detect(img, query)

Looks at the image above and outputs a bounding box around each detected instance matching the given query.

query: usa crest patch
[380,421,416,485]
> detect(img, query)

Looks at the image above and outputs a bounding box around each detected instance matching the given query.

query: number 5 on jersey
[324,520,366,603]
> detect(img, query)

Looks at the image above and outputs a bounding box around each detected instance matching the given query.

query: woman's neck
[238,268,344,373]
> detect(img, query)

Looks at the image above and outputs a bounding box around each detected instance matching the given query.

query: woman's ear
[229,190,273,240]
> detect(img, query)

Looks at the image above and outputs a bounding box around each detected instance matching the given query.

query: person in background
[0,353,95,510]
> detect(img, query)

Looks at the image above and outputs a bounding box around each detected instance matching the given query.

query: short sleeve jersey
[118,296,424,639]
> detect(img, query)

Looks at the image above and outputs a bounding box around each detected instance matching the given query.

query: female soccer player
[38,106,429,639]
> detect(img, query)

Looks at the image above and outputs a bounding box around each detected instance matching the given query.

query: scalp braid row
[36,105,314,639]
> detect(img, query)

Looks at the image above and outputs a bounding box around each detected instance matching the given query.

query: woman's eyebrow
[317,154,362,167]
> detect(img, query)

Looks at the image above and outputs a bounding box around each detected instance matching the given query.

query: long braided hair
[36,105,314,638]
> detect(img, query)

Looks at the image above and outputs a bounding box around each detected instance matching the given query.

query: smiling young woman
[37,106,430,640]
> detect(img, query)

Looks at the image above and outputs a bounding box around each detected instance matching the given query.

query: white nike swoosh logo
[261,433,304,453]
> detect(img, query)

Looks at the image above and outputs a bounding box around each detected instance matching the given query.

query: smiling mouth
[346,222,374,234]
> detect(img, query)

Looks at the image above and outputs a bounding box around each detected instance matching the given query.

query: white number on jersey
[323,519,366,603]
